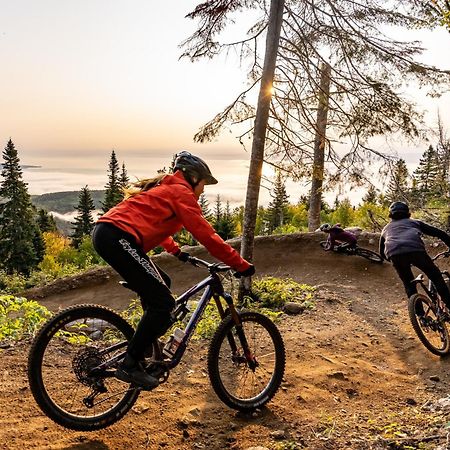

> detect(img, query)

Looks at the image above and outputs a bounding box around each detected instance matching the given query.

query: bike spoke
[39,314,134,418]
[216,320,277,401]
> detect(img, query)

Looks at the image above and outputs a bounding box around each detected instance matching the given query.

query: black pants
[92,222,175,361]
[390,251,450,309]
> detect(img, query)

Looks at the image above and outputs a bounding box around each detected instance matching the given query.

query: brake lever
[188,257,201,267]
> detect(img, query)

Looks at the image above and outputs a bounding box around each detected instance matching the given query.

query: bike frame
[412,251,450,308]
[95,257,247,375]
[167,268,233,368]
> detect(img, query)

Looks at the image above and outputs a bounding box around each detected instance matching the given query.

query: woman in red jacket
[92,151,254,389]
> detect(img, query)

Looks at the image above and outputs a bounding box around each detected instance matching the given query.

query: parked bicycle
[408,250,450,356]
[319,241,383,263]
[28,256,286,431]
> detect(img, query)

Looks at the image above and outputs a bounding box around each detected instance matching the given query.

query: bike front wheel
[355,247,383,263]
[207,311,285,411]
[408,294,450,356]
[28,304,149,431]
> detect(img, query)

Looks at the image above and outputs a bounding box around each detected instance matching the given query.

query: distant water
[19,157,365,206]
[20,158,255,206]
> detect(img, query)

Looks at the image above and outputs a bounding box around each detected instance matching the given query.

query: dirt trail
[3,233,450,449]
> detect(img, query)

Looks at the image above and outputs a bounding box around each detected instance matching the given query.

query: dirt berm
[24,232,388,311]
[3,232,450,450]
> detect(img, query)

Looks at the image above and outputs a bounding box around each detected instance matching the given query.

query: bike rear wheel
[28,304,152,430]
[355,247,383,263]
[207,311,285,411]
[408,294,450,356]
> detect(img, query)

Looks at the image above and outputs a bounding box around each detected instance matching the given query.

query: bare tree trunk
[308,62,331,231]
[239,0,285,299]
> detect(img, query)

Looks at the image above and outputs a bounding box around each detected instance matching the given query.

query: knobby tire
[28,304,144,431]
[354,247,383,263]
[207,311,285,411]
[408,294,450,356]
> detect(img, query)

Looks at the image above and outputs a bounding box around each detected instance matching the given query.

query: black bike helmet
[174,151,218,186]
[319,223,332,232]
[389,201,410,219]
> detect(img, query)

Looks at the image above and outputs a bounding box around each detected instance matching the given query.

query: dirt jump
[3,232,450,449]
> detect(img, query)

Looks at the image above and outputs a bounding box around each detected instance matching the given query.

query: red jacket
[98,171,250,272]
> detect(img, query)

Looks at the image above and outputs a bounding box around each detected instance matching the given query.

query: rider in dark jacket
[379,201,450,312]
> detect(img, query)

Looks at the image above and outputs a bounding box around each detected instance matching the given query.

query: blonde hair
[123,173,166,199]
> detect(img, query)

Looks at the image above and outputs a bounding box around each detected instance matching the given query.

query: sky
[1,1,450,208]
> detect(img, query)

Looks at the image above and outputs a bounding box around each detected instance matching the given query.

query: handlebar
[432,250,450,261]
[187,256,231,273]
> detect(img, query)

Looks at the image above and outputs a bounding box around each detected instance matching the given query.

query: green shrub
[245,276,315,310]
[0,295,51,341]
[121,298,143,329]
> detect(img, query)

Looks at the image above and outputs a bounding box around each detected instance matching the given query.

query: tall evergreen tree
[36,207,57,233]
[102,150,122,212]
[119,162,129,190]
[215,201,236,240]
[412,145,441,206]
[0,139,44,274]
[71,185,96,247]
[362,185,379,204]
[386,159,410,203]
[435,115,450,197]
[266,170,289,233]
[199,193,212,222]
[213,194,222,226]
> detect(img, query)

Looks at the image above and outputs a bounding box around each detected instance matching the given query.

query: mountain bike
[319,240,383,263]
[408,250,450,356]
[28,256,286,431]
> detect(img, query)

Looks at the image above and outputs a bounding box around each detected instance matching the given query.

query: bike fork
[221,293,257,370]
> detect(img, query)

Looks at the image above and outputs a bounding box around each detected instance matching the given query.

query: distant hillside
[31,190,105,214]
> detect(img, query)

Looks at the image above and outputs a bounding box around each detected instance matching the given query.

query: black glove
[175,250,190,262]
[235,264,255,278]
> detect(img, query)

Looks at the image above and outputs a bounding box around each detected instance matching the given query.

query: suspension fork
[218,292,257,370]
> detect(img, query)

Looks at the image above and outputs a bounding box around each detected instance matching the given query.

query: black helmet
[319,223,332,232]
[174,151,218,186]
[389,201,410,219]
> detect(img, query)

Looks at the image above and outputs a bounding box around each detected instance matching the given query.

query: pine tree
[266,170,289,233]
[199,193,212,222]
[102,150,122,212]
[362,185,379,204]
[435,117,450,198]
[215,201,236,240]
[213,194,222,226]
[119,162,129,189]
[386,159,409,203]
[412,145,441,206]
[36,208,57,233]
[0,139,44,274]
[71,185,96,247]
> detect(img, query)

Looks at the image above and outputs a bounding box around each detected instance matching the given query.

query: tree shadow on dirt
[60,440,109,450]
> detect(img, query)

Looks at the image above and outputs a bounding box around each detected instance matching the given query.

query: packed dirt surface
[3,232,450,449]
